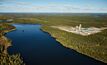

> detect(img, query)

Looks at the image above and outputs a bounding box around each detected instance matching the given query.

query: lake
[6,24,106,65]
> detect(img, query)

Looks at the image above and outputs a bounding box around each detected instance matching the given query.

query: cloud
[0,0,16,2]
[0,2,107,13]
[15,2,32,5]
[98,8,107,11]
[0,0,33,6]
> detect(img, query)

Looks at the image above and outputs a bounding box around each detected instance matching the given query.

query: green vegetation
[0,27,4,30]
[0,23,24,65]
[0,14,107,63]
[41,26,107,63]
[0,45,24,65]
[39,15,107,63]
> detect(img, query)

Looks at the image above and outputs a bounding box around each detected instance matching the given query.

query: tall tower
[79,24,82,31]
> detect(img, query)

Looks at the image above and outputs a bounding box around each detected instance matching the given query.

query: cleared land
[51,25,107,36]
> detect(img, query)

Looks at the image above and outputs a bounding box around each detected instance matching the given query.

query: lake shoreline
[41,25,107,64]
[5,23,107,65]
[0,23,24,65]
[0,23,16,54]
[8,23,107,64]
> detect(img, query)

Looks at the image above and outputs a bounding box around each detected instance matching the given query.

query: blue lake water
[6,24,106,65]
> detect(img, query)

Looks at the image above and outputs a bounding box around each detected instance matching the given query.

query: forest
[0,13,107,63]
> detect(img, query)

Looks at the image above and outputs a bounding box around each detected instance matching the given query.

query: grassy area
[0,13,107,63]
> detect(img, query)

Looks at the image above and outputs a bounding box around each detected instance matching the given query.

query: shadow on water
[6,24,106,65]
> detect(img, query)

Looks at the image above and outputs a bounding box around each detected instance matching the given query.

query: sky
[0,0,107,13]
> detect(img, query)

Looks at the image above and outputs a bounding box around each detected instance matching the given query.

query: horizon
[0,0,107,13]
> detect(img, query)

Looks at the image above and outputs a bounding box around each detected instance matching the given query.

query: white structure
[75,24,82,32]
[7,19,13,22]
[52,24,107,36]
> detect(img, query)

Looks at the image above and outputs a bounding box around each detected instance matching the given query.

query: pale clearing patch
[51,24,107,36]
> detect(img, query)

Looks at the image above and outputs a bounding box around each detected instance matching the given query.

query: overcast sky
[0,0,107,13]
